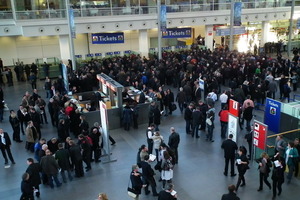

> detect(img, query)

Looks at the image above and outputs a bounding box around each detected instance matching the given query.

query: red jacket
[219,109,229,123]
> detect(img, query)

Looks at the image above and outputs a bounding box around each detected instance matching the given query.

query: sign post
[253,120,268,150]
[100,101,117,163]
[228,99,239,141]
[264,98,281,133]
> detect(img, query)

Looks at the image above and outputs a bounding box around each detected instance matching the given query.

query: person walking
[285,141,299,184]
[219,104,229,139]
[243,102,254,132]
[20,172,34,200]
[184,103,193,134]
[140,155,158,196]
[146,124,155,155]
[191,106,202,138]
[168,127,180,164]
[26,158,41,198]
[221,184,240,200]
[68,140,84,178]
[158,183,177,200]
[0,128,15,165]
[25,121,39,152]
[271,153,285,200]
[221,134,238,177]
[176,87,186,114]
[40,149,62,188]
[256,152,272,191]
[9,110,22,142]
[235,147,249,191]
[78,134,92,172]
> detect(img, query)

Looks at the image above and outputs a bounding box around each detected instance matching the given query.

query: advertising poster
[234,2,242,26]
[160,5,167,32]
[229,99,239,117]
[253,120,268,150]
[264,98,281,133]
[228,114,238,142]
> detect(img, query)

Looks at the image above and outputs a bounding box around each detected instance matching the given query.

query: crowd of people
[1,44,300,199]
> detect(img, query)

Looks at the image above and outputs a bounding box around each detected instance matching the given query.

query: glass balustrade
[2,0,297,20]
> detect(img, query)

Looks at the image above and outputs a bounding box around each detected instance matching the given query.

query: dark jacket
[184,107,193,121]
[221,139,238,159]
[243,106,253,121]
[130,171,143,195]
[168,132,180,149]
[26,163,41,186]
[158,190,177,200]
[140,161,155,179]
[69,144,83,162]
[55,148,71,170]
[192,110,203,125]
[0,132,12,149]
[221,192,240,200]
[40,155,60,175]
[20,180,34,200]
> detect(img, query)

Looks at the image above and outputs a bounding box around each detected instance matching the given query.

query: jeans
[47,174,61,188]
[192,124,199,137]
[206,124,214,141]
[60,169,73,183]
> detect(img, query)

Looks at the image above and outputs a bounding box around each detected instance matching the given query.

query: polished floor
[0,80,299,200]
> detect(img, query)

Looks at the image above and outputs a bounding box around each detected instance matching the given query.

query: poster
[264,98,281,133]
[228,114,238,142]
[253,120,268,150]
[229,99,239,117]
[234,2,242,26]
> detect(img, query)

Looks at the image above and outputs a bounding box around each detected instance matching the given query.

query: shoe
[111,142,116,145]
[4,162,8,165]
[268,186,271,190]
[240,183,245,187]
[223,172,228,176]
[12,162,16,164]
[85,167,91,172]
[210,140,214,142]
[257,188,262,191]
[278,191,281,196]
[230,174,236,177]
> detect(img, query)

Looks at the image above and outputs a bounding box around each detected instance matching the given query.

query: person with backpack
[161,151,173,190]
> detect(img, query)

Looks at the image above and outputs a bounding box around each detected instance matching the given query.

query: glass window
[0,0,11,11]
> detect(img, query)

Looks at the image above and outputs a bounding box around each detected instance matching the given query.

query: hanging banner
[162,28,192,38]
[253,120,268,150]
[69,8,76,39]
[161,5,167,32]
[264,98,281,133]
[229,99,239,117]
[228,114,238,142]
[297,18,300,29]
[61,62,69,93]
[92,32,124,44]
[234,2,242,26]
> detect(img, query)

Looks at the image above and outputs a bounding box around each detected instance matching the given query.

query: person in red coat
[219,104,229,139]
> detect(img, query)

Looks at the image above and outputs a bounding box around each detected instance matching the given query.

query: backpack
[163,158,174,171]
[85,136,93,146]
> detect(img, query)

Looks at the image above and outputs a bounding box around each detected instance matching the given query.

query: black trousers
[0,146,15,163]
[74,160,84,177]
[13,126,21,141]
[259,172,271,189]
[236,173,246,190]
[224,158,235,175]
[272,179,283,197]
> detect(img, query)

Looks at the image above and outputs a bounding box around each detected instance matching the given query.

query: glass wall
[0,0,12,19]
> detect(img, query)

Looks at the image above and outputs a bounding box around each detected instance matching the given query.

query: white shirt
[219,93,228,103]
[208,92,217,102]
[0,133,6,145]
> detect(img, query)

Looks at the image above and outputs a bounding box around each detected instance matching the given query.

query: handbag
[206,117,212,126]
[171,103,177,111]
[127,187,137,198]
[127,179,138,198]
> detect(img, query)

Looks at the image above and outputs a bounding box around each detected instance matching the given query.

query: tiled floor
[0,80,299,200]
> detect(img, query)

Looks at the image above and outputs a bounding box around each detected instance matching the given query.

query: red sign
[229,99,239,117]
[253,120,268,150]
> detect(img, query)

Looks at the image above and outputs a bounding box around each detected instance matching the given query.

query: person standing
[271,153,285,200]
[146,124,155,155]
[221,134,238,177]
[275,135,286,156]
[206,104,215,142]
[256,152,272,191]
[221,184,240,200]
[284,141,299,184]
[68,140,84,178]
[158,183,177,200]
[140,155,158,196]
[89,127,101,163]
[176,87,186,114]
[243,102,254,132]
[219,104,229,139]
[130,164,144,200]
[0,128,15,165]
[219,90,229,109]
[168,127,180,164]
[122,103,133,131]
[20,173,34,200]
[26,158,41,198]
[294,138,300,177]
[244,129,253,159]
[235,147,249,191]
[9,110,22,142]
[184,103,193,134]
[161,151,174,189]
[40,149,62,188]
[55,143,73,183]
[151,131,163,160]
[78,134,92,172]
[191,106,202,138]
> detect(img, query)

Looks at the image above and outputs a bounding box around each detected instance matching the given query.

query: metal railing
[1,1,297,20]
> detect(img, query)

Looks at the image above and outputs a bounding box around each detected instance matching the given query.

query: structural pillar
[260,21,270,47]
[59,35,71,62]
[205,25,214,50]
[139,29,150,58]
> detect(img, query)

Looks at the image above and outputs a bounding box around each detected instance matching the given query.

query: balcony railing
[0,1,297,20]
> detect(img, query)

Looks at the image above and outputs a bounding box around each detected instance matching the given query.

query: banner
[160,5,167,32]
[69,8,76,38]
[228,114,238,142]
[297,18,300,29]
[162,28,192,38]
[253,120,268,150]
[234,2,242,26]
[264,98,281,133]
[215,27,246,36]
[229,99,239,117]
[92,32,124,44]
